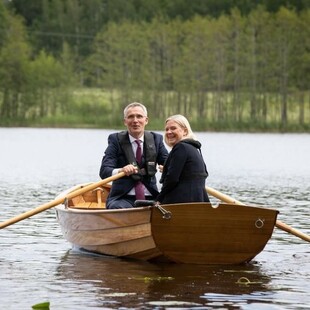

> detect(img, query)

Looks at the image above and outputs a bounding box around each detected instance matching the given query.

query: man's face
[124,106,148,138]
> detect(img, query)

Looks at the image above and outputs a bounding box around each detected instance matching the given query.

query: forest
[0,0,309,131]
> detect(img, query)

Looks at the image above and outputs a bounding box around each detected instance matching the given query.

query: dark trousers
[107,195,154,209]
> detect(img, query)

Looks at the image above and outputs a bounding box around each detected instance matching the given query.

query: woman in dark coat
[156,114,210,204]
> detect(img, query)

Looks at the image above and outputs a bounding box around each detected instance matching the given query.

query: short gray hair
[123,102,148,118]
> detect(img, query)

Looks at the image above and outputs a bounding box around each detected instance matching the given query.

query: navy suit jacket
[99,131,168,204]
[157,139,209,204]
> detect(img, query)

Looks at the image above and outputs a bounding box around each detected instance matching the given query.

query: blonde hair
[164,114,196,146]
[123,102,148,118]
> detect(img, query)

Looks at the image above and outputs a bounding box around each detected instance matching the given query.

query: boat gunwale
[55,204,152,214]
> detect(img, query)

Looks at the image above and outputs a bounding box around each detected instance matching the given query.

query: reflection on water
[0,128,309,309]
[56,250,273,309]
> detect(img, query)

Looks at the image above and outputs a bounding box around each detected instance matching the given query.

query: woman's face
[165,120,187,147]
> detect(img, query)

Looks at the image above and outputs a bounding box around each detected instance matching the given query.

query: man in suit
[99,102,168,209]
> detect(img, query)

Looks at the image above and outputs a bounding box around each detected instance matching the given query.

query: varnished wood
[151,202,278,264]
[56,205,161,259]
[56,182,279,264]
[55,183,161,258]
[206,186,310,243]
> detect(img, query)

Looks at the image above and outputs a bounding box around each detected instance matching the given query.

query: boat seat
[69,187,107,209]
[70,202,106,209]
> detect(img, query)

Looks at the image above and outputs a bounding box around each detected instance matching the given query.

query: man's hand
[120,164,138,176]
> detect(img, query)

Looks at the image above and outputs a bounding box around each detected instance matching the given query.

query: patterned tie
[135,140,145,200]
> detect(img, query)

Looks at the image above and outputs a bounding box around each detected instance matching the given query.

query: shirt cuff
[112,168,121,175]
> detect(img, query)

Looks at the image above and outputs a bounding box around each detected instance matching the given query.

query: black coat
[99,131,168,205]
[157,139,209,204]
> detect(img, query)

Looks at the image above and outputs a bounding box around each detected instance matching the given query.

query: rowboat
[55,183,161,261]
[55,182,279,264]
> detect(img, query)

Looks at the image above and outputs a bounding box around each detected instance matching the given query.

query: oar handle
[206,186,310,243]
[0,172,125,229]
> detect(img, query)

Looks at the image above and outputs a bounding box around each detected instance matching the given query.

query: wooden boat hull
[151,202,279,264]
[55,183,279,264]
[55,205,162,260]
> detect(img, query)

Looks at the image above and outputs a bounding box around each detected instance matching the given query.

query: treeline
[6,0,309,59]
[0,1,309,131]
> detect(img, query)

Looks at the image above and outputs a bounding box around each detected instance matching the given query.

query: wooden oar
[0,172,125,229]
[206,186,310,243]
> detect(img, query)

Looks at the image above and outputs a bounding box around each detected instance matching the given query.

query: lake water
[0,128,309,309]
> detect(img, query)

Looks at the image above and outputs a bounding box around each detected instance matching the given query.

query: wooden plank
[81,236,159,258]
[151,202,278,264]
[56,206,151,230]
[62,223,152,246]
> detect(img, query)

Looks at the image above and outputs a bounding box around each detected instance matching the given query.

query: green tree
[0,1,9,47]
[26,50,70,118]
[0,13,31,120]
[244,7,272,123]
[272,8,301,127]
[290,9,310,125]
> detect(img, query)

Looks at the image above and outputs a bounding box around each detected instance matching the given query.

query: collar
[129,134,144,144]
